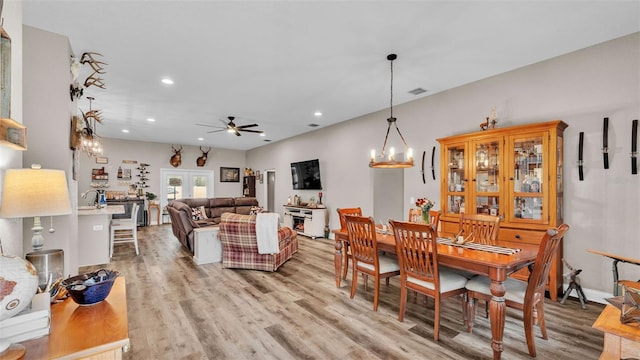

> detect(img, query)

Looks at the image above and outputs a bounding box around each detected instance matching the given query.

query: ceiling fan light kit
[197,116,264,137]
[369,54,414,169]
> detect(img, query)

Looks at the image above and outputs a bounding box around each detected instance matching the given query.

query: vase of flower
[422,207,431,223]
[415,197,435,224]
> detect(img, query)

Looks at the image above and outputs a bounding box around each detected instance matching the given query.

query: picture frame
[220,167,240,182]
[96,156,108,164]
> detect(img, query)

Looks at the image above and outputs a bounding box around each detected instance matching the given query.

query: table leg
[335,236,343,287]
[612,259,620,296]
[489,279,507,360]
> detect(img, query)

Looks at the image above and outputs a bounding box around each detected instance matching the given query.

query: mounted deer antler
[170,145,183,168]
[196,146,212,167]
[82,109,103,124]
[80,52,107,73]
[81,52,107,89]
[84,72,106,89]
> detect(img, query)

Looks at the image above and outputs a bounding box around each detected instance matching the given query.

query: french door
[160,168,214,214]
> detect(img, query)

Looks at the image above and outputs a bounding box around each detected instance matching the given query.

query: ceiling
[21,1,640,151]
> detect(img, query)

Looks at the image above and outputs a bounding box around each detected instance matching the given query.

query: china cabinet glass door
[444,142,467,215]
[471,138,502,217]
[508,132,548,223]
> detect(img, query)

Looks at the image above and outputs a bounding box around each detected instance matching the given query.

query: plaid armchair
[218,213,298,271]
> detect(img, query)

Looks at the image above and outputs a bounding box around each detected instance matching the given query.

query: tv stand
[283,205,326,239]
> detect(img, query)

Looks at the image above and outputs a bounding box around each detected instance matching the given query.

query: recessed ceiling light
[260,133,265,137]
[161,78,174,85]
[147,118,156,122]
[308,123,320,127]
[409,88,427,95]
[314,111,322,117]
[197,137,204,141]
[122,129,129,133]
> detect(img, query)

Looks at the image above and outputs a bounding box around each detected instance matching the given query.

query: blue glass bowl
[61,269,119,306]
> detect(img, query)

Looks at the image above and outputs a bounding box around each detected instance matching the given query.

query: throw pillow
[191,207,203,220]
[250,206,264,215]
[198,205,208,219]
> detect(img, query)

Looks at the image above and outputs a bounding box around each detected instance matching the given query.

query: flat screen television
[291,159,322,190]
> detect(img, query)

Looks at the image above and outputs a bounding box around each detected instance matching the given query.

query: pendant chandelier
[79,96,103,157]
[369,54,414,168]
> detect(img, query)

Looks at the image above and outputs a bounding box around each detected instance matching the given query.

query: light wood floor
[81,224,605,360]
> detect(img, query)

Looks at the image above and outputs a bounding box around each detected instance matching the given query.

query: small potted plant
[145,192,158,204]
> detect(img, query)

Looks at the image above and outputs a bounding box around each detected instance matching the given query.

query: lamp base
[0,342,25,360]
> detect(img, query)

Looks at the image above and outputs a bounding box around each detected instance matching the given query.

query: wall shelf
[0,118,27,150]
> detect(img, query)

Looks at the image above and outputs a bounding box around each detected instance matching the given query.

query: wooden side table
[592,304,640,359]
[148,202,161,225]
[193,226,221,265]
[21,277,129,359]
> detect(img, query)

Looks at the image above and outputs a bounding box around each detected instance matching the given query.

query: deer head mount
[196,146,212,167]
[170,145,183,167]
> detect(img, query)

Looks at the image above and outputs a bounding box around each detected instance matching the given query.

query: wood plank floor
[80,224,605,360]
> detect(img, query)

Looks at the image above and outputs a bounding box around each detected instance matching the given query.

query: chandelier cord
[379,55,408,154]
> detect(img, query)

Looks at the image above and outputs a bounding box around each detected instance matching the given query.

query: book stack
[0,293,51,343]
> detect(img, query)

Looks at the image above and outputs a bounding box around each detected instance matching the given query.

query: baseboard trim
[562,284,611,305]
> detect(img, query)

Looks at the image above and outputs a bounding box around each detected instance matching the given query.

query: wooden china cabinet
[437,120,568,300]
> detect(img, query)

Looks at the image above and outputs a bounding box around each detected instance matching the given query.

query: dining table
[333,228,539,360]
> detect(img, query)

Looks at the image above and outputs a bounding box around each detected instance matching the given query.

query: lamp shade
[0,167,72,218]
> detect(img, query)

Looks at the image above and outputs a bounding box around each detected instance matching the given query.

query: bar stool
[148,202,161,225]
[110,203,140,257]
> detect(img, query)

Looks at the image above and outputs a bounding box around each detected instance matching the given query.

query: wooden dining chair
[429,209,441,230]
[389,220,468,341]
[458,213,500,245]
[344,215,400,311]
[408,208,422,223]
[337,207,362,279]
[465,224,570,357]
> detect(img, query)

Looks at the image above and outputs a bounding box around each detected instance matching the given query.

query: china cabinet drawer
[497,228,543,245]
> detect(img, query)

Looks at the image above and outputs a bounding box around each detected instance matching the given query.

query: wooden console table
[592,304,640,359]
[21,277,130,359]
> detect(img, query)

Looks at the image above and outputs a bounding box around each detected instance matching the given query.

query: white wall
[0,1,24,257]
[247,32,640,298]
[22,25,78,276]
[76,137,248,205]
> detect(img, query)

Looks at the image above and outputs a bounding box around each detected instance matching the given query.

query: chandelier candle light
[369,53,414,168]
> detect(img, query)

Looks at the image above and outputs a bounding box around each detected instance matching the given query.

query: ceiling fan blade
[207,129,226,133]
[196,123,218,128]
[236,124,258,129]
[239,129,264,134]
[234,130,241,136]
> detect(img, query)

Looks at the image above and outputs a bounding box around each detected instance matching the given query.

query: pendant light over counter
[369,53,414,169]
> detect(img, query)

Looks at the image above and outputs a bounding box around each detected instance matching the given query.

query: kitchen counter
[77,205,126,267]
[77,204,126,215]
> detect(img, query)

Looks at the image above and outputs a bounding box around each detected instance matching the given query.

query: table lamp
[0,165,72,252]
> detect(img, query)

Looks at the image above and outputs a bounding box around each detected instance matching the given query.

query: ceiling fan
[197,116,264,136]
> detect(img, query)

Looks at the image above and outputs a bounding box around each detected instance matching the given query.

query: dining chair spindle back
[389,220,469,341]
[465,223,570,357]
[337,207,363,279]
[345,215,400,311]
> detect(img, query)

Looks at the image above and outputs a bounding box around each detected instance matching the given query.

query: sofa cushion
[235,197,259,215]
